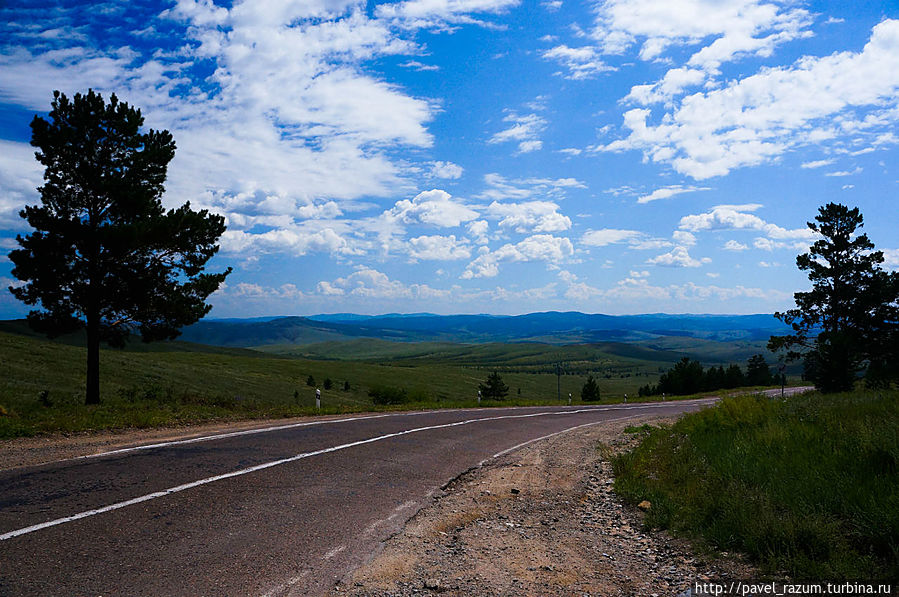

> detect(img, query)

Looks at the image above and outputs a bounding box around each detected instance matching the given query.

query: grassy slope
[613,390,899,581]
[0,330,670,437]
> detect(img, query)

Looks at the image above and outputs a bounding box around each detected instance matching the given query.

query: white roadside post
[315,388,321,409]
[477,389,481,405]
[568,392,571,406]
[624,393,627,403]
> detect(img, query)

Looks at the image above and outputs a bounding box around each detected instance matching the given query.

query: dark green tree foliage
[639,358,755,397]
[478,371,509,400]
[581,374,601,402]
[8,90,230,404]
[768,203,899,392]
[323,378,333,390]
[306,375,316,387]
[704,365,726,391]
[745,354,772,386]
[660,357,704,395]
[724,364,746,389]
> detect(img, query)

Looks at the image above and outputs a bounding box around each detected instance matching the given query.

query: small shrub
[39,390,52,407]
[581,375,601,401]
[323,378,333,390]
[368,385,409,405]
[406,388,431,402]
[478,371,509,400]
[623,423,653,434]
[306,375,316,387]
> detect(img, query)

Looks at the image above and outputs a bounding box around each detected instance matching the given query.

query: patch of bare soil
[334,415,755,597]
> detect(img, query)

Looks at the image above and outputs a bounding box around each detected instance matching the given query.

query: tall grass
[613,390,899,580]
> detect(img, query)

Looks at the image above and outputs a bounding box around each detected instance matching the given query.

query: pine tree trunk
[85,314,101,405]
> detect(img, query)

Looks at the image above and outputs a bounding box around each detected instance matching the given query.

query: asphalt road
[0,398,721,596]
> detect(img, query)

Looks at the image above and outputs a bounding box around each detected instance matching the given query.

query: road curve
[0,399,718,596]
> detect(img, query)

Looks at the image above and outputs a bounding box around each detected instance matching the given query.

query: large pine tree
[768,203,898,392]
[9,90,231,404]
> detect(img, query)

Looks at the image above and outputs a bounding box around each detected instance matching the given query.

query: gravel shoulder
[333,414,755,597]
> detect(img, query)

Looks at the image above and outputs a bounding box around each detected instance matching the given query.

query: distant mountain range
[177,311,792,348]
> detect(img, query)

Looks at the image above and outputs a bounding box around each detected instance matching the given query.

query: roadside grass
[612,389,899,581]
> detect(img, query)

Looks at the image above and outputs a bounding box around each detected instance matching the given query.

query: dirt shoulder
[333,415,755,597]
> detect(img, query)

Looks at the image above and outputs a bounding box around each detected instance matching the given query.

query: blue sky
[1,0,897,318]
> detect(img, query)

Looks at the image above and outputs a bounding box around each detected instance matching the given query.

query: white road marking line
[0,399,716,542]
[64,398,714,463]
[489,413,648,461]
[322,545,346,560]
[361,500,421,537]
[71,413,399,462]
[260,569,310,597]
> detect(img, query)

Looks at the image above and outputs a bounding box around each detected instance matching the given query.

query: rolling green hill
[0,311,794,438]
[0,329,677,437]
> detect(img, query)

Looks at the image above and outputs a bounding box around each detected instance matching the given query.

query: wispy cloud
[637,184,710,204]
[488,112,547,153]
[542,45,610,79]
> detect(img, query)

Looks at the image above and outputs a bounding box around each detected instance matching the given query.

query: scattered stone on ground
[334,415,755,597]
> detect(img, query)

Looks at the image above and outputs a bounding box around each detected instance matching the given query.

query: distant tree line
[638,355,779,398]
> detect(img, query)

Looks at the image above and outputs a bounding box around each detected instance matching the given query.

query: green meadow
[0,328,688,438]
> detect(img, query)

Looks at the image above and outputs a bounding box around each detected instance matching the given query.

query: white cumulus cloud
[462,234,574,278]
[487,201,572,233]
[599,19,899,179]
[646,246,711,268]
[407,235,472,261]
[388,189,479,228]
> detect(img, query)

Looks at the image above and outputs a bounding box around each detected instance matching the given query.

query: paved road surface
[0,398,739,595]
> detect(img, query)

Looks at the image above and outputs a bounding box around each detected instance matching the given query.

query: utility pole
[779,362,786,399]
[556,362,561,402]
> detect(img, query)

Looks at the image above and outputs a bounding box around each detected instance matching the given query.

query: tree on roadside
[768,203,899,392]
[745,354,773,386]
[658,357,705,395]
[478,371,509,400]
[723,364,745,389]
[8,90,230,405]
[580,374,601,402]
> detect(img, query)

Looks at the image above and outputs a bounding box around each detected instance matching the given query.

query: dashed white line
[322,545,346,560]
[66,399,713,463]
[260,569,309,597]
[1,399,716,542]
